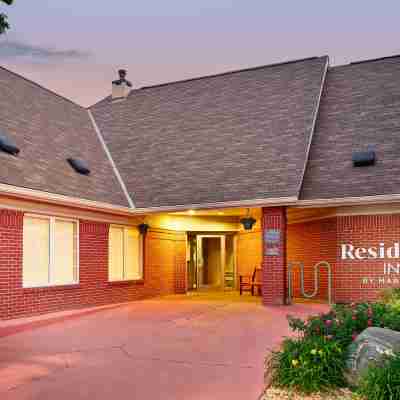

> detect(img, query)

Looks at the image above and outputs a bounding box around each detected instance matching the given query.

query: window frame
[23,213,80,288]
[108,224,143,282]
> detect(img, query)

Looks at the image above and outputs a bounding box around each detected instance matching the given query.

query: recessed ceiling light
[218,211,224,215]
[188,210,195,215]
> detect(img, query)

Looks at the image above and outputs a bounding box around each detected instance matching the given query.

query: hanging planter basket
[240,217,256,230]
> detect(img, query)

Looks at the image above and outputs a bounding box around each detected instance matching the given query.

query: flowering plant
[268,335,346,393]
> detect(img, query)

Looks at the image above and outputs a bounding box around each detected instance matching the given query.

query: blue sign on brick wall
[264,229,281,256]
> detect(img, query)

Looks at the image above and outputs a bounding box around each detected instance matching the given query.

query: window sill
[108,279,144,286]
[22,283,80,291]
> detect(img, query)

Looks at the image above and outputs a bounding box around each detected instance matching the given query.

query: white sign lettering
[341,243,400,260]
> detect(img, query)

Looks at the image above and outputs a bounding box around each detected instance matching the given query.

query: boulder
[346,327,400,385]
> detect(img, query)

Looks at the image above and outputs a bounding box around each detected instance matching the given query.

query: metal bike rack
[287,261,332,305]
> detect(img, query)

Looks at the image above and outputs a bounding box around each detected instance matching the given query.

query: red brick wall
[287,218,337,301]
[0,211,187,320]
[237,229,262,288]
[288,214,400,304]
[262,207,287,305]
[0,210,23,319]
[335,214,400,303]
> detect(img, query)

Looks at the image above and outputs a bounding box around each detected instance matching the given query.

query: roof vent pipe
[352,148,376,167]
[112,69,132,100]
[67,158,91,175]
[0,132,20,155]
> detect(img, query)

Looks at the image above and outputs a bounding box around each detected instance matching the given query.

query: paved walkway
[0,294,328,400]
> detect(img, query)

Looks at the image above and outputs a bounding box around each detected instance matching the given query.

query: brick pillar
[261,206,287,306]
[0,210,23,319]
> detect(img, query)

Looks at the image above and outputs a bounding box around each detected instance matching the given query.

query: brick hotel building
[1,54,400,319]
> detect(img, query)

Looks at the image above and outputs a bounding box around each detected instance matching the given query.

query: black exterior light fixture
[138,223,149,234]
[352,147,376,167]
[240,208,256,230]
[67,158,91,175]
[0,131,20,155]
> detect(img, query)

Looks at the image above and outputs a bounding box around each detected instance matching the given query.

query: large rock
[346,327,400,385]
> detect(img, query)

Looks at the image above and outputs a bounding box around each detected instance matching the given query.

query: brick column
[261,206,287,306]
[0,210,23,319]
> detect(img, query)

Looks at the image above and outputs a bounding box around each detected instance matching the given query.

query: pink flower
[325,319,333,326]
[352,315,357,321]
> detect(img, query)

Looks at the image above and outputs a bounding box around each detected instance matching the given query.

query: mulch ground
[262,387,359,400]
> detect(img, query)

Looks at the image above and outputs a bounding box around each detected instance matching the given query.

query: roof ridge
[88,55,327,108]
[350,54,400,65]
[330,54,400,70]
[0,65,84,109]
[139,55,326,91]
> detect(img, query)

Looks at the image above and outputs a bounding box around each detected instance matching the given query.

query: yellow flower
[318,350,324,356]
[310,349,317,355]
[292,359,299,367]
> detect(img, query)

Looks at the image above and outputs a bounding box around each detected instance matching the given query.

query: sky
[0,1,399,107]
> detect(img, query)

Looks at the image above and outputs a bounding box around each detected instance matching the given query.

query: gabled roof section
[301,55,400,200]
[0,66,130,207]
[91,56,329,210]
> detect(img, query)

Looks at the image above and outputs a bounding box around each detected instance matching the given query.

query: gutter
[0,183,297,215]
[295,194,400,208]
[1,183,400,215]
[0,183,133,216]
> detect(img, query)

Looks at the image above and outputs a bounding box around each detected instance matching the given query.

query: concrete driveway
[0,294,328,400]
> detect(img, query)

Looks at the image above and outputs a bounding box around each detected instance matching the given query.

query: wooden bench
[239,267,262,296]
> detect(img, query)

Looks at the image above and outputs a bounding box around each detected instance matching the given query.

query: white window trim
[23,213,80,288]
[109,224,144,282]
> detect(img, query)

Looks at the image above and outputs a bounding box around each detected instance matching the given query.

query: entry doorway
[187,233,236,291]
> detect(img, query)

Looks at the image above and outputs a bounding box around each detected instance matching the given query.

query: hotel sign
[341,243,400,288]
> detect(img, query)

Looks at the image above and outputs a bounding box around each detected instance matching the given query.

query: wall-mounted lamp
[138,223,149,234]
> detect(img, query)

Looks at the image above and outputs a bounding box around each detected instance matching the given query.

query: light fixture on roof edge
[240,208,256,230]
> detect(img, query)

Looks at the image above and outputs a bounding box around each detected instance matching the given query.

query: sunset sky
[1,1,399,106]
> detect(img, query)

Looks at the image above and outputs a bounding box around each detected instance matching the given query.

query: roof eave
[0,183,133,216]
[295,194,400,208]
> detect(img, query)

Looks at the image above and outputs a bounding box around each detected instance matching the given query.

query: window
[109,226,143,281]
[23,215,79,287]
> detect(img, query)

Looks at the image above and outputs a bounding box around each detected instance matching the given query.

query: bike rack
[287,261,332,305]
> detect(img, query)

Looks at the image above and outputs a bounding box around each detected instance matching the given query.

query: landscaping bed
[264,289,400,400]
[262,387,356,400]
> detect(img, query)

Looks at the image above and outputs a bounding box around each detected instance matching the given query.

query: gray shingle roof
[301,56,400,200]
[91,56,328,209]
[0,66,129,207]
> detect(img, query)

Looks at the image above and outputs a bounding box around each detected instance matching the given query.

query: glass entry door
[187,233,236,291]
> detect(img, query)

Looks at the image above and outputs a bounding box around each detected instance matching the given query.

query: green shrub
[380,288,400,304]
[269,335,346,393]
[358,352,400,400]
[288,302,398,348]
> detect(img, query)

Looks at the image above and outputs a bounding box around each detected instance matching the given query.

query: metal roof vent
[0,131,20,155]
[67,158,90,175]
[352,149,376,167]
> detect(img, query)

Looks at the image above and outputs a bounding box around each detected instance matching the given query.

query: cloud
[0,40,90,62]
